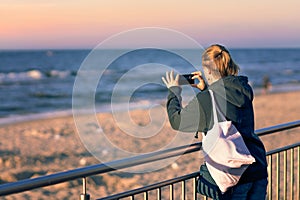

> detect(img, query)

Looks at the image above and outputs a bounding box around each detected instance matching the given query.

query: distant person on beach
[262,75,272,94]
[162,44,268,199]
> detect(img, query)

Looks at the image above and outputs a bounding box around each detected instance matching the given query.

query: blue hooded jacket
[166,75,268,183]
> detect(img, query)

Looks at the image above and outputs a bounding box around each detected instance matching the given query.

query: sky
[1,0,300,49]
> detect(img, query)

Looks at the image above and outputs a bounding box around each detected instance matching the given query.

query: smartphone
[178,74,195,85]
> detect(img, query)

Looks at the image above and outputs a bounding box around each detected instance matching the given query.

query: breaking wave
[0,69,76,84]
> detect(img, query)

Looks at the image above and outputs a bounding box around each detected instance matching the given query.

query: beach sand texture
[0,91,299,199]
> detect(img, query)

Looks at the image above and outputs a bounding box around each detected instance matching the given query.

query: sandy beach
[0,90,299,200]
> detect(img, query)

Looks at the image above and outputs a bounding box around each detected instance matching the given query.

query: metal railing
[267,143,300,200]
[97,143,300,200]
[0,120,300,199]
[97,172,200,200]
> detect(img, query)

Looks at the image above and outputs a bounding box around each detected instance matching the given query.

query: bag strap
[208,90,218,124]
[208,90,226,123]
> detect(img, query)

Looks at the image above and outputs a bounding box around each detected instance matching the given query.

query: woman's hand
[191,71,207,91]
[162,71,180,88]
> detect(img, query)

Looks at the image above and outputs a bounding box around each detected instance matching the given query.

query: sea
[1,48,300,124]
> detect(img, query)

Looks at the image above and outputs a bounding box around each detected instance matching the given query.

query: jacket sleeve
[166,86,208,133]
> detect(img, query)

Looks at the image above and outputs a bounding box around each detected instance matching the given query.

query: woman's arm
[166,86,208,133]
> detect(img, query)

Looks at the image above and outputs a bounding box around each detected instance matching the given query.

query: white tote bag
[202,90,256,193]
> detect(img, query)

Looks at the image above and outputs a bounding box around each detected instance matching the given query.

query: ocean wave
[0,70,43,83]
[45,70,77,78]
[0,69,76,84]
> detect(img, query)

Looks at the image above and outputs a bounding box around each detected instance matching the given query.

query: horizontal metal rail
[96,142,300,200]
[266,142,300,155]
[255,120,300,136]
[0,143,201,196]
[97,172,200,200]
[0,120,300,197]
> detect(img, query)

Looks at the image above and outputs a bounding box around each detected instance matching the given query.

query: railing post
[283,150,287,200]
[157,187,161,200]
[143,191,148,200]
[290,148,294,200]
[297,146,300,200]
[267,155,272,200]
[276,153,280,200]
[169,184,174,200]
[79,177,90,200]
[181,180,186,200]
[193,177,197,200]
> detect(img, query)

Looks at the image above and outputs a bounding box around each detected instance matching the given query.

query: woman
[162,44,268,199]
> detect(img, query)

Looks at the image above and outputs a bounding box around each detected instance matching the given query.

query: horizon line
[1,46,300,51]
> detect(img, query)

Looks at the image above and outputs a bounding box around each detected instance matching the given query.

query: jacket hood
[208,76,253,107]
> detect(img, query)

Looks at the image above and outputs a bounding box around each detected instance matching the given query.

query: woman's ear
[205,67,212,75]
[208,68,212,74]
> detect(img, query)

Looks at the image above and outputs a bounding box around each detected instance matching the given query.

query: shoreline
[1,86,300,127]
[253,82,300,96]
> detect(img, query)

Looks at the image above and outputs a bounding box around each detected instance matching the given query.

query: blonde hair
[202,44,239,77]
